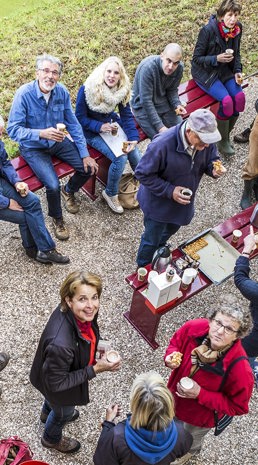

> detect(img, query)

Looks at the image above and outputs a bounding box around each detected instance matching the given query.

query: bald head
[160,43,182,75]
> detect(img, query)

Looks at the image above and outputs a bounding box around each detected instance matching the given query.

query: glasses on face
[38,68,60,77]
[212,318,239,335]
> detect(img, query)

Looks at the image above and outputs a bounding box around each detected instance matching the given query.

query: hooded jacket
[30,305,99,406]
[191,14,242,89]
[93,418,192,465]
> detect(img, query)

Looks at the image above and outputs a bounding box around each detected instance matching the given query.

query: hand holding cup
[15,181,29,197]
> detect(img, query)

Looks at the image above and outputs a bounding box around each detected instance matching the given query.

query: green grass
[0,0,257,157]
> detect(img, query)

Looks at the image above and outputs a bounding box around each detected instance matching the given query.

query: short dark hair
[217,0,242,18]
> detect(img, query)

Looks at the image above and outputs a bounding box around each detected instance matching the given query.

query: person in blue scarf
[93,371,192,465]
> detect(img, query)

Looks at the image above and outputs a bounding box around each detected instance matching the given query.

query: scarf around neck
[84,77,130,114]
[124,415,178,464]
[218,20,240,39]
[190,336,233,376]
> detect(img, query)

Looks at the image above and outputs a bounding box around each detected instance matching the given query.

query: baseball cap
[188,109,221,144]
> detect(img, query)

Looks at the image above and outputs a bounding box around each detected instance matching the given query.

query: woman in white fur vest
[76,56,141,214]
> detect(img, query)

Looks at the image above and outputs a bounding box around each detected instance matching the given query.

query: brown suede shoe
[52,218,70,240]
[61,185,79,214]
[41,436,81,453]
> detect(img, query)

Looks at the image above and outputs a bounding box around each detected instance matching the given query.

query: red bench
[124,203,258,349]
[10,78,248,197]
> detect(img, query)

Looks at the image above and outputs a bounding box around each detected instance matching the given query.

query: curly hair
[60,270,102,312]
[206,293,252,338]
[130,371,175,432]
[87,56,131,106]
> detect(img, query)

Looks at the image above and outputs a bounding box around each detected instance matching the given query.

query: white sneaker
[102,190,124,214]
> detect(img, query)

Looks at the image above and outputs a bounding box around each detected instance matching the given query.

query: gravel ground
[0,78,257,465]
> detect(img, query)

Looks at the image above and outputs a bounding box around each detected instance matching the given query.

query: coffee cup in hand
[16,182,27,196]
[181,188,192,198]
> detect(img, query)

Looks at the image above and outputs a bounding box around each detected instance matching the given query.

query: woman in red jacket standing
[164,294,254,465]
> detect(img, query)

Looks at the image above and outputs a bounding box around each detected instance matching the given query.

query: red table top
[125,204,258,314]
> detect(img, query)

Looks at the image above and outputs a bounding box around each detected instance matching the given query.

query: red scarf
[218,20,240,39]
[76,319,96,365]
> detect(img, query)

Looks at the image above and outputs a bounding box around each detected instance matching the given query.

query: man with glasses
[7,53,98,241]
[135,109,225,267]
[131,43,186,139]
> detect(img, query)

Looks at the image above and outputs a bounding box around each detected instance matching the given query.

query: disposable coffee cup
[56,123,66,132]
[181,188,192,198]
[148,270,158,283]
[181,268,197,289]
[138,267,148,281]
[180,377,194,389]
[16,182,27,196]
[232,229,242,244]
[111,124,118,136]
[225,48,234,55]
[106,350,121,363]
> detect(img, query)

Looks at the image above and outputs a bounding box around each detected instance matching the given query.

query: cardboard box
[146,272,181,308]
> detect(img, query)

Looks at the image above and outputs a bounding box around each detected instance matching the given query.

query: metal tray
[180,229,240,285]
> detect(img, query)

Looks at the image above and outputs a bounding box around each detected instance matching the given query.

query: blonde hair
[130,371,175,432]
[88,56,131,105]
[60,271,102,311]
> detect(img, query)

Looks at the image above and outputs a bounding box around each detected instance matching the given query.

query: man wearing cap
[7,53,98,241]
[131,43,187,140]
[135,109,226,267]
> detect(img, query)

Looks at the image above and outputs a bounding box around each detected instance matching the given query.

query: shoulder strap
[219,356,248,391]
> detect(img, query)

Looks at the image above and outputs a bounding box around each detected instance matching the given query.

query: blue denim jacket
[0,140,21,208]
[7,80,89,158]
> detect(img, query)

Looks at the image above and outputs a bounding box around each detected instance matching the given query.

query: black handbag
[214,355,248,436]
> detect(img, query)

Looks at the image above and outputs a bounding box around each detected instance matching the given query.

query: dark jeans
[42,399,76,444]
[0,178,55,252]
[133,110,182,140]
[20,138,91,219]
[136,216,180,266]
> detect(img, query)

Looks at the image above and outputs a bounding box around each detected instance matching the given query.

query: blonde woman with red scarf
[191,0,245,156]
[30,271,121,454]
[164,294,254,465]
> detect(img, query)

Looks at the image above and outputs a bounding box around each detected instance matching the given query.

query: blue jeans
[20,138,91,219]
[42,399,75,444]
[133,110,182,139]
[86,134,141,196]
[0,178,55,252]
[136,217,180,266]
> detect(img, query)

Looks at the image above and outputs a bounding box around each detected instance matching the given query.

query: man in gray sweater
[131,43,186,139]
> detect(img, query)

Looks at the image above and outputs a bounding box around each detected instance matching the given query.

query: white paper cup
[225,48,234,55]
[138,267,148,281]
[180,377,194,389]
[181,188,192,197]
[232,229,242,243]
[106,350,121,363]
[56,123,66,132]
[148,270,158,283]
[181,268,197,289]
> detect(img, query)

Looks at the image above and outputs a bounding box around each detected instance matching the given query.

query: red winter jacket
[165,319,254,428]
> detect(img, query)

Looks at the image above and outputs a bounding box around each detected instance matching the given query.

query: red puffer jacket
[165,319,254,428]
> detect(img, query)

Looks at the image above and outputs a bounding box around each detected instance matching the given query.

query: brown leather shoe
[41,436,81,453]
[61,185,79,214]
[52,218,70,240]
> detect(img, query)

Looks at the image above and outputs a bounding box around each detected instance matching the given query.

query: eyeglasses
[212,318,239,335]
[38,68,60,77]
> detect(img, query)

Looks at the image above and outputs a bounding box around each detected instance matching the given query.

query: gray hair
[0,114,4,127]
[36,53,63,74]
[206,293,252,338]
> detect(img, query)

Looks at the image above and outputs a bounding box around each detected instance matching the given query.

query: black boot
[234,127,251,143]
[240,180,254,210]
